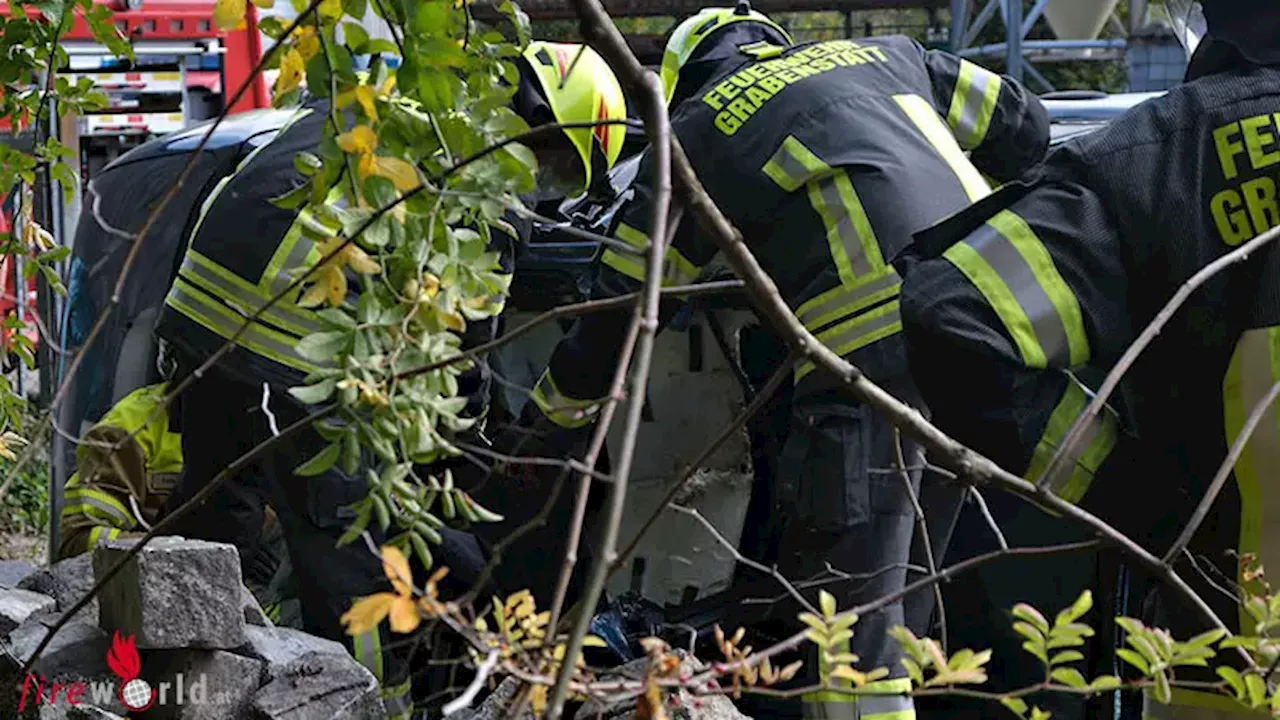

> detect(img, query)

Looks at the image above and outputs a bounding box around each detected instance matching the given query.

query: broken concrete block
[249,650,384,720]
[233,625,348,681]
[142,649,265,720]
[94,537,244,650]
[0,588,56,637]
[242,587,272,628]
[573,651,752,720]
[17,554,98,625]
[0,559,37,589]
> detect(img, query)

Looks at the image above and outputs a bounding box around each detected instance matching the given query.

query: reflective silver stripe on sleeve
[966,222,1070,366]
[178,258,325,336]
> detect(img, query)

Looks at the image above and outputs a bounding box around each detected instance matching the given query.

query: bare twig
[1163,379,1280,563]
[1042,223,1280,487]
[545,65,672,719]
[894,428,946,652]
[669,503,819,615]
[442,649,500,716]
[969,487,1008,551]
[546,311,643,633]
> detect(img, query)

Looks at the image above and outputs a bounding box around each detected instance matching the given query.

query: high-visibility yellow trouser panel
[1144,689,1269,719]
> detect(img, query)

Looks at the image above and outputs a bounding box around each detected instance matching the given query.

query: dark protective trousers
[752,396,920,720]
[160,357,412,718]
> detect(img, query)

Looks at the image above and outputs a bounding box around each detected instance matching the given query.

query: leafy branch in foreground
[213,0,537,569]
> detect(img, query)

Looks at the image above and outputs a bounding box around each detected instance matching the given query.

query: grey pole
[1006,0,1024,82]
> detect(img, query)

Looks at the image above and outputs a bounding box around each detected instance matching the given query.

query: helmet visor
[1163,0,1207,56]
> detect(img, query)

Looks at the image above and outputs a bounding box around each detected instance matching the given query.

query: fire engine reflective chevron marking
[601,222,701,287]
[531,370,601,429]
[943,210,1090,370]
[796,300,903,384]
[947,60,1002,150]
[1024,375,1118,505]
[893,94,991,202]
[1223,325,1280,635]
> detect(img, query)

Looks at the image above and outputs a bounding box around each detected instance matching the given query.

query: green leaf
[296,331,349,363]
[1088,675,1121,692]
[1115,648,1150,676]
[1000,697,1028,718]
[294,441,341,476]
[1012,604,1050,635]
[270,182,312,210]
[36,245,70,263]
[1020,640,1048,664]
[1153,671,1172,705]
[1049,650,1084,666]
[819,590,837,620]
[1184,628,1227,649]
[342,21,369,53]
[1217,667,1246,700]
[1055,590,1092,626]
[336,501,371,546]
[1049,667,1086,689]
[1245,673,1267,708]
[410,530,433,570]
[289,378,336,405]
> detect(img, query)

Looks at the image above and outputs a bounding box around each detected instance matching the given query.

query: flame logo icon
[107,631,155,711]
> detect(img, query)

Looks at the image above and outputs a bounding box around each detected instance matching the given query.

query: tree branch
[1041,223,1280,487]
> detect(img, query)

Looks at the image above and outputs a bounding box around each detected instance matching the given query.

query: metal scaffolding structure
[947,0,1147,91]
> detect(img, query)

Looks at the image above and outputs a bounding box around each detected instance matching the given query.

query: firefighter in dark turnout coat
[898,1,1280,717]
[488,5,1049,717]
[153,42,627,719]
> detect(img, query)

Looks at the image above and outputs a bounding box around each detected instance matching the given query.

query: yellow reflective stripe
[861,678,914,720]
[894,94,991,202]
[352,629,384,683]
[165,278,324,373]
[182,253,325,338]
[63,487,134,528]
[805,171,886,288]
[943,211,1089,369]
[796,301,902,384]
[89,526,122,549]
[380,678,413,719]
[531,371,600,430]
[796,269,901,334]
[989,211,1089,366]
[947,60,1002,150]
[1224,326,1280,634]
[763,135,831,192]
[1144,688,1268,717]
[1024,377,1118,505]
[602,223,702,287]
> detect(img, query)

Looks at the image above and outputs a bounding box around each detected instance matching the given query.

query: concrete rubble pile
[0,537,385,720]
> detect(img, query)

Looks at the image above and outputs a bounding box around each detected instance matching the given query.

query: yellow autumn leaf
[324,264,348,307]
[388,595,421,633]
[297,278,329,308]
[371,156,421,191]
[423,274,440,299]
[345,245,382,275]
[529,685,548,715]
[0,440,16,462]
[337,125,377,155]
[341,593,397,636]
[379,74,397,96]
[250,0,274,8]
[355,85,378,122]
[381,545,413,596]
[294,26,320,61]
[212,0,247,30]
[317,0,342,19]
[274,48,305,97]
